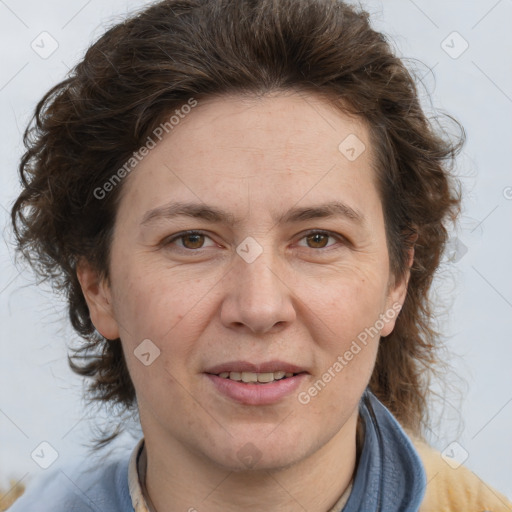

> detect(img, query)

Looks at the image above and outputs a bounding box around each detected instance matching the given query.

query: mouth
[204,361,308,405]
[204,360,308,382]
[211,370,304,384]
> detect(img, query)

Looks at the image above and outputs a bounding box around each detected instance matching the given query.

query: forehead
[116,91,380,225]
[171,91,371,160]
[139,92,371,174]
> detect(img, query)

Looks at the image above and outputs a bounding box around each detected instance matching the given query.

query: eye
[165,230,217,250]
[163,229,347,253]
[296,230,345,250]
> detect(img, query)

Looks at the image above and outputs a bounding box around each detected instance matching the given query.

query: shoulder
[406,432,512,512]
[7,453,133,512]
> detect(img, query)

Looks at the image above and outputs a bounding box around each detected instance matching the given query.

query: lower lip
[205,373,307,405]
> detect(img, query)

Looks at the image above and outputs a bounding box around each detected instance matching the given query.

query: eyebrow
[140,200,365,228]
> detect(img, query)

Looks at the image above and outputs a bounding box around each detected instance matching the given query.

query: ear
[380,243,415,337]
[76,258,120,340]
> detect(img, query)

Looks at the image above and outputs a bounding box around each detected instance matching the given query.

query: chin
[218,450,305,474]
[208,432,313,473]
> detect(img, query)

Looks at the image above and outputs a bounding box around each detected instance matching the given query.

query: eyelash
[164,229,347,253]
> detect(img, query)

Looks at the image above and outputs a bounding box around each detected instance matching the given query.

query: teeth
[241,371,258,383]
[217,370,296,383]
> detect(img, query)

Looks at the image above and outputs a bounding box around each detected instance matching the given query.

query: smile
[216,371,298,383]
[205,372,308,405]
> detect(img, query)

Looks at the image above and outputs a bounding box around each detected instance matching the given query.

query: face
[79,91,409,472]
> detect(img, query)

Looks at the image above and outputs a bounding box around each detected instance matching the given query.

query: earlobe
[76,258,120,340]
[381,244,415,337]
[380,285,406,338]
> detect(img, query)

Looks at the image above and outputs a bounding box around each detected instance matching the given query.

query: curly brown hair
[10,0,464,450]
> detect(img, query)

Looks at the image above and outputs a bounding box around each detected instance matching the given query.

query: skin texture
[77,91,411,512]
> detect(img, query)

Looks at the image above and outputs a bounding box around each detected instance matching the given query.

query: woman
[8,0,512,510]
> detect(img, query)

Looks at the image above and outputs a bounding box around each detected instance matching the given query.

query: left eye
[297,231,340,249]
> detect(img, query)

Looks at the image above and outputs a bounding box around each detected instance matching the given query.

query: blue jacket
[8,390,426,511]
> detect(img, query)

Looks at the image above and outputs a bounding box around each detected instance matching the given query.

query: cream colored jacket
[409,435,512,512]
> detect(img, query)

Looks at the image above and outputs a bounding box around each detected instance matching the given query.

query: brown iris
[181,233,205,249]
[305,233,329,249]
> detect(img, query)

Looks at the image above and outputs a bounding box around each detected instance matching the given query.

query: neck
[142,413,360,512]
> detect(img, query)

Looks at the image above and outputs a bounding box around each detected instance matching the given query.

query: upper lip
[205,360,308,375]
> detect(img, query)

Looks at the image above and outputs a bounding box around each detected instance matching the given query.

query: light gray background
[1,0,511,503]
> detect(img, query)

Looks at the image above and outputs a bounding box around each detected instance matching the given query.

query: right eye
[165,230,218,251]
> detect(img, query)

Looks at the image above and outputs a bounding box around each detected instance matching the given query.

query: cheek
[110,259,210,341]
[302,266,388,393]
[112,267,208,406]
[308,265,389,337]
[109,260,222,396]
[299,278,383,421]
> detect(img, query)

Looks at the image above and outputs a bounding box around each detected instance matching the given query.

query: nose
[219,248,296,334]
